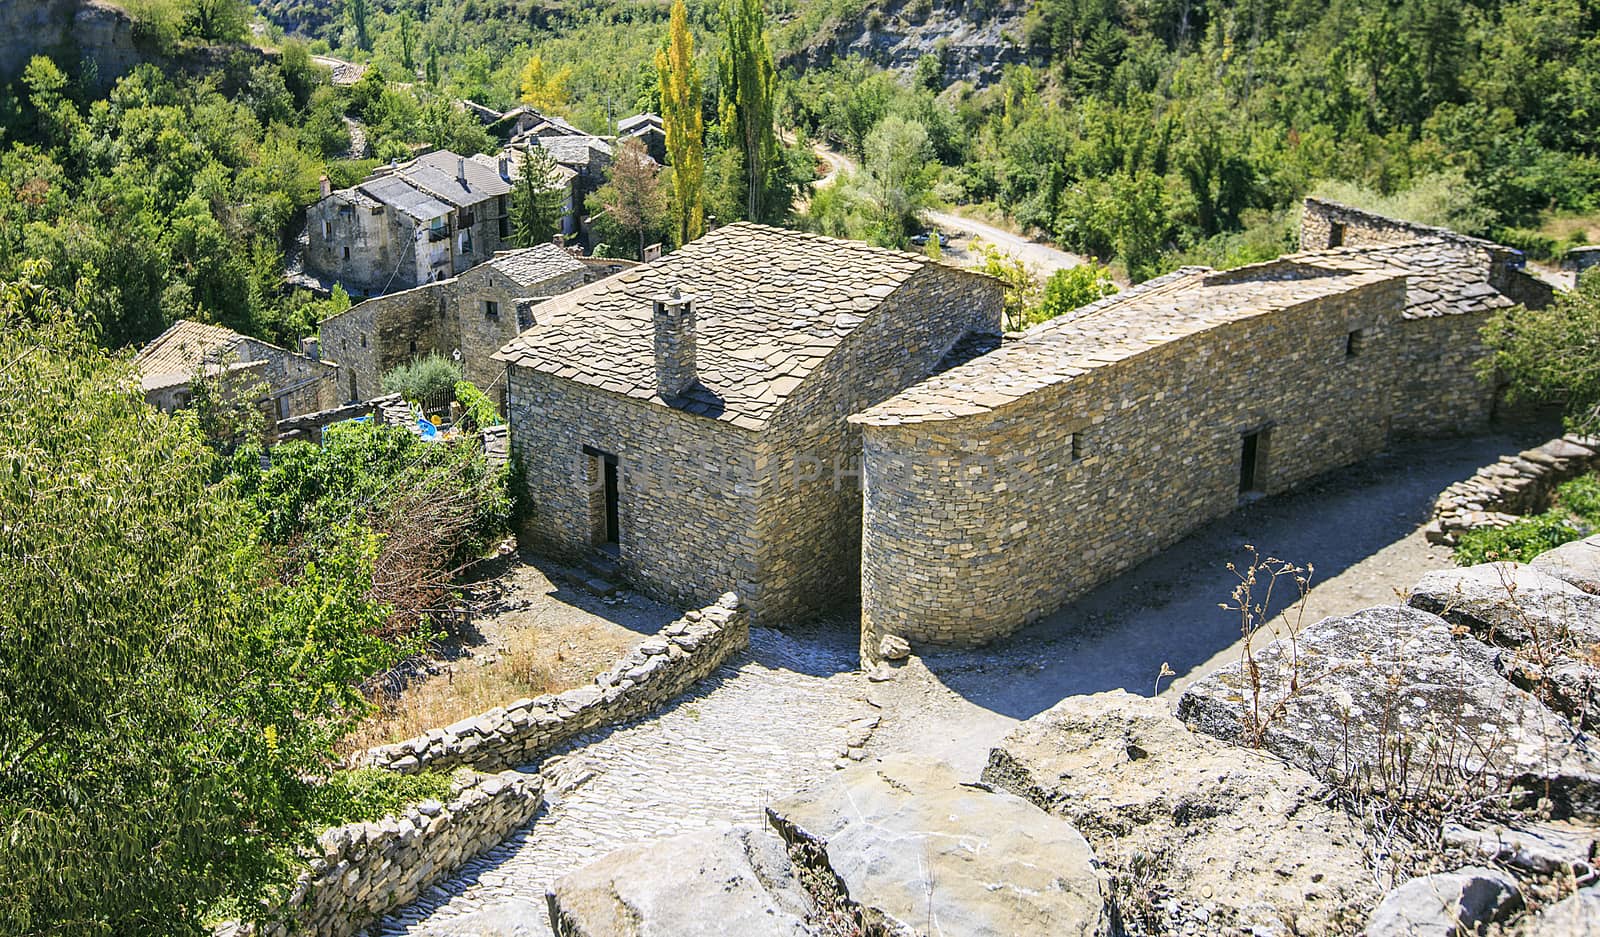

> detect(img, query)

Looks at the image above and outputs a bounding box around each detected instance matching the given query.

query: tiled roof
[1285,239,1513,320]
[619,113,662,134]
[394,149,513,208]
[485,244,586,288]
[495,223,945,430]
[132,319,249,392]
[535,135,614,168]
[356,174,452,221]
[853,262,1400,428]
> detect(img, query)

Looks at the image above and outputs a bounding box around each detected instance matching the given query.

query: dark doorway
[1328,222,1346,248]
[602,458,620,545]
[1240,429,1268,494]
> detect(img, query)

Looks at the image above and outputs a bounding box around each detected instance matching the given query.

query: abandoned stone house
[320,244,635,402]
[495,223,1005,622]
[133,319,339,419]
[305,150,515,296]
[490,200,1550,663]
[618,112,666,164]
[850,198,1552,660]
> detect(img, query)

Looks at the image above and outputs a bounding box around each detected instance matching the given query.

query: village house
[304,150,515,296]
[850,198,1553,661]
[618,112,666,163]
[133,319,339,420]
[494,223,1005,621]
[321,244,635,402]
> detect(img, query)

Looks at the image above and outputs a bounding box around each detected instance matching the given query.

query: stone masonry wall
[859,278,1408,656]
[1424,435,1600,546]
[752,266,1005,622]
[364,594,749,773]
[509,360,767,612]
[1389,311,1498,438]
[306,198,428,296]
[455,265,584,389]
[322,282,453,403]
[238,337,340,417]
[223,769,542,937]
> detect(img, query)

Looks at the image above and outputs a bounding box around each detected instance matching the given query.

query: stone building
[849,199,1553,660]
[495,223,1004,621]
[618,113,666,163]
[133,319,338,419]
[320,244,631,402]
[305,150,514,296]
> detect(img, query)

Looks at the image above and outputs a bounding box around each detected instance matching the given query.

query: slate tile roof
[534,135,615,169]
[393,150,512,208]
[494,223,942,430]
[132,319,253,392]
[852,262,1401,428]
[1286,238,1514,320]
[485,244,587,289]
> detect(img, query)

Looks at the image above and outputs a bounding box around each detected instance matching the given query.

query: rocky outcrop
[1424,436,1599,546]
[779,0,1030,88]
[1532,534,1600,595]
[0,0,149,89]
[1361,866,1521,937]
[546,827,819,937]
[1507,884,1600,936]
[982,690,1379,936]
[767,754,1113,937]
[364,593,748,774]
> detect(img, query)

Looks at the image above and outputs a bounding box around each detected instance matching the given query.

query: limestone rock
[546,826,818,937]
[1176,606,1600,819]
[1408,563,1600,648]
[1507,884,1600,936]
[1532,536,1600,595]
[438,898,549,936]
[877,633,911,661]
[1441,821,1597,878]
[766,753,1113,937]
[1362,867,1520,936]
[983,690,1378,936]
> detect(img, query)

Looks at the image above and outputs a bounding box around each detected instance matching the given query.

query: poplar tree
[717,0,779,222]
[656,0,705,246]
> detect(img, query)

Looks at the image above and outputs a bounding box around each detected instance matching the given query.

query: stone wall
[455,265,584,389]
[509,362,766,610]
[752,265,1004,622]
[223,769,541,937]
[238,337,341,418]
[306,196,431,296]
[321,282,451,403]
[858,278,1408,656]
[364,594,748,774]
[1424,435,1600,545]
[1390,311,1498,437]
[271,394,403,444]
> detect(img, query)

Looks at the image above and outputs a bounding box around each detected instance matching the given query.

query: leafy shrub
[455,379,503,430]
[382,353,464,408]
[1031,263,1118,325]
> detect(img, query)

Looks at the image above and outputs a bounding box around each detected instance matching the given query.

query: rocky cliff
[0,0,147,88]
[778,0,1031,88]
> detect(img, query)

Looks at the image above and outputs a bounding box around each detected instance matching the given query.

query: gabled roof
[853,261,1401,428]
[483,244,586,289]
[534,135,614,168]
[495,223,953,430]
[619,113,662,134]
[394,150,513,208]
[132,319,251,392]
[356,174,452,221]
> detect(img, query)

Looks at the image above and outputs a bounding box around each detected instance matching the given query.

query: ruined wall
[753,265,1004,622]
[321,282,453,403]
[858,279,1408,656]
[364,594,748,773]
[508,367,766,613]
[239,338,340,417]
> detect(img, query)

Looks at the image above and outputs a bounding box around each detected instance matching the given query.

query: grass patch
[1454,474,1600,565]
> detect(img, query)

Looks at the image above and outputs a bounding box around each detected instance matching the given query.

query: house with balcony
[305,150,515,297]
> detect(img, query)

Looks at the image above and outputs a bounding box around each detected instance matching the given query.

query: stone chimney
[319,174,332,198]
[652,287,696,399]
[498,154,510,179]
[457,157,467,184]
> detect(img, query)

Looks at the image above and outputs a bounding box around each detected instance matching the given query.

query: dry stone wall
[222,769,541,937]
[1425,435,1600,545]
[858,278,1408,656]
[364,594,748,774]
[1390,312,1498,437]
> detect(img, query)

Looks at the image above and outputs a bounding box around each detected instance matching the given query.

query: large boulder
[981,690,1379,936]
[1176,606,1600,819]
[545,826,819,937]
[1362,866,1521,936]
[1532,535,1600,595]
[766,753,1113,937]
[1507,884,1600,936]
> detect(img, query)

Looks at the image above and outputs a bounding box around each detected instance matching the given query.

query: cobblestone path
[369,625,875,937]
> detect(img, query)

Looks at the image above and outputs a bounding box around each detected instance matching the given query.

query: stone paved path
[369,626,874,937]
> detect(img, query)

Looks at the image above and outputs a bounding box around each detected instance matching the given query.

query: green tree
[183,0,250,44]
[399,12,417,73]
[717,0,780,222]
[657,0,706,247]
[1034,263,1118,324]
[591,137,668,259]
[509,145,568,247]
[1484,269,1600,433]
[861,114,933,247]
[347,0,371,51]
